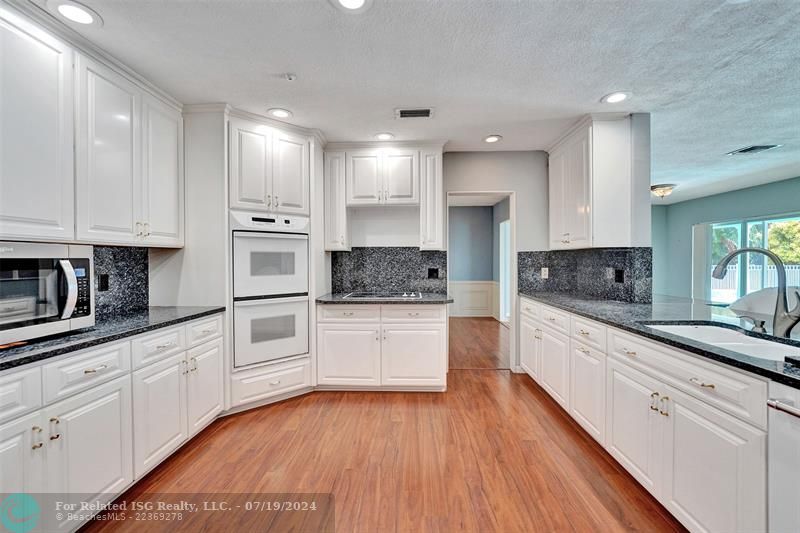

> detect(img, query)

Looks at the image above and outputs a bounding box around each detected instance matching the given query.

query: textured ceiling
[30,0,800,203]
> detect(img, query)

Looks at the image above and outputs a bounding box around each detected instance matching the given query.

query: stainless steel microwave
[0,242,94,345]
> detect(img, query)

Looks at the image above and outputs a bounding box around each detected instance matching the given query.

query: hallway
[448,317,509,369]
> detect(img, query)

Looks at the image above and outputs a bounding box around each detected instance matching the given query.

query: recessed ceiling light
[375,133,394,141]
[600,92,630,104]
[47,1,103,26]
[267,108,292,119]
[650,184,677,198]
[330,0,373,13]
[484,135,503,143]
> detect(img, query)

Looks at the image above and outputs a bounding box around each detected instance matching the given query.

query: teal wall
[652,176,800,297]
[492,198,510,281]
[448,206,494,281]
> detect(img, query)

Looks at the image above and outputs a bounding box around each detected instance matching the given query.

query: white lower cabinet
[132,353,187,478]
[381,325,446,386]
[317,325,382,386]
[519,316,541,382]
[569,341,605,444]
[0,411,46,494]
[660,385,766,533]
[187,338,224,435]
[539,326,570,409]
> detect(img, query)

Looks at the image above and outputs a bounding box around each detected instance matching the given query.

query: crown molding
[547,112,634,154]
[324,140,448,152]
[182,103,232,115]
[229,107,327,141]
[4,0,183,110]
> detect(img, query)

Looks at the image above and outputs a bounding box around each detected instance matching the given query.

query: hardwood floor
[449,317,509,369]
[84,371,684,533]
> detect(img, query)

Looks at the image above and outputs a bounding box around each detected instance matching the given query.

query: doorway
[446,192,515,370]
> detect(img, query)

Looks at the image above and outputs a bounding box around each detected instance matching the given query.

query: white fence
[711,264,800,291]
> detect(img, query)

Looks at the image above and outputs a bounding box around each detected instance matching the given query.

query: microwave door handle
[59,260,78,319]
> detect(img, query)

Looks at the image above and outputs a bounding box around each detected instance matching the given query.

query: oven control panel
[71,258,92,317]
[229,210,310,233]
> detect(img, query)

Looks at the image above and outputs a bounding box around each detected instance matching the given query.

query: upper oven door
[233,231,309,298]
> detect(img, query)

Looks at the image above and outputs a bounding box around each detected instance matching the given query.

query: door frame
[446,191,517,371]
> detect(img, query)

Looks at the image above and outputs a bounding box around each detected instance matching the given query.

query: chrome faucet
[712,247,800,338]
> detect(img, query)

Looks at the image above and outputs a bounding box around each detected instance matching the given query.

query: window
[707,214,800,303]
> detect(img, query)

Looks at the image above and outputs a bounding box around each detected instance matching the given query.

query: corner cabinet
[324,144,445,251]
[548,114,651,250]
[229,116,310,215]
[0,8,75,241]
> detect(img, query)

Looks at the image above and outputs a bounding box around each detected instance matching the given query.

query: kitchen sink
[342,291,422,300]
[646,323,800,362]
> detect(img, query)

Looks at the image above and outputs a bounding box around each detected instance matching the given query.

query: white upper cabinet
[324,152,349,251]
[272,130,310,215]
[229,117,309,215]
[548,114,651,250]
[140,94,184,246]
[346,150,382,205]
[346,149,419,206]
[419,150,444,250]
[0,9,74,241]
[75,54,141,245]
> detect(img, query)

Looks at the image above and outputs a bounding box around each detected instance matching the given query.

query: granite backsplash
[518,247,652,303]
[331,247,447,293]
[94,246,149,318]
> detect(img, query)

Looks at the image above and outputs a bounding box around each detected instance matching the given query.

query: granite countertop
[519,291,800,389]
[0,306,226,372]
[317,293,454,305]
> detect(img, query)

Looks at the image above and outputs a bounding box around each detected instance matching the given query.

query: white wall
[443,151,548,251]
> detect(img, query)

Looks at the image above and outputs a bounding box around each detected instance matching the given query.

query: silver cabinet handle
[49,417,60,441]
[182,360,189,375]
[547,317,557,322]
[407,312,420,317]
[649,392,660,411]
[31,425,44,450]
[269,380,281,386]
[135,221,143,237]
[343,311,354,317]
[144,222,151,237]
[83,364,108,374]
[59,260,78,319]
[622,348,637,357]
[659,396,670,416]
[201,329,215,334]
[190,357,198,372]
[577,346,590,354]
[579,329,590,336]
[266,194,272,208]
[155,341,175,351]
[689,377,715,390]
[768,399,800,419]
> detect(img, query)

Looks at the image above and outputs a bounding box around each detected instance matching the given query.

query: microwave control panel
[71,259,92,317]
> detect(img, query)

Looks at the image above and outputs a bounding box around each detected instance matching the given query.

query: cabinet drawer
[187,314,223,347]
[519,298,541,321]
[131,326,186,369]
[381,305,446,323]
[317,305,380,323]
[609,329,768,428]
[230,359,311,407]
[43,342,131,404]
[0,366,42,424]
[540,305,569,334]
[571,316,607,352]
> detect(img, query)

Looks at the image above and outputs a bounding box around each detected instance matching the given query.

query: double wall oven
[231,211,309,367]
[0,242,94,345]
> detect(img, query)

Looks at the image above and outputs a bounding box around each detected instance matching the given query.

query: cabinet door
[346,150,381,205]
[140,94,183,247]
[661,385,766,533]
[382,149,419,205]
[569,342,605,444]
[0,411,46,495]
[0,10,74,241]
[381,325,446,386]
[605,359,662,498]
[419,150,444,250]
[317,325,381,386]
[324,152,348,250]
[46,376,133,531]
[272,131,309,215]
[539,326,570,409]
[75,54,141,244]
[187,338,223,436]
[230,118,272,211]
[547,149,567,250]
[562,128,592,248]
[131,353,187,479]
[519,317,541,383]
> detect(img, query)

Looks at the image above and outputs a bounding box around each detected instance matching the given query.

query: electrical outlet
[541,267,549,279]
[615,269,625,283]
[427,267,439,279]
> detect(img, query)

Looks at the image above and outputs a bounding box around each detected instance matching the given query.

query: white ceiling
[31,0,800,203]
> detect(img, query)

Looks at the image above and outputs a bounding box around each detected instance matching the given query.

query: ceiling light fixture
[650,184,677,198]
[47,0,103,26]
[600,92,630,104]
[484,135,503,144]
[375,133,394,141]
[267,108,292,119]
[330,0,373,13]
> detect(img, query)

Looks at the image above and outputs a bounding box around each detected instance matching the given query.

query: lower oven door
[233,296,309,368]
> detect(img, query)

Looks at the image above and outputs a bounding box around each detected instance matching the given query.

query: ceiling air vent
[726,144,782,155]
[395,108,434,119]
